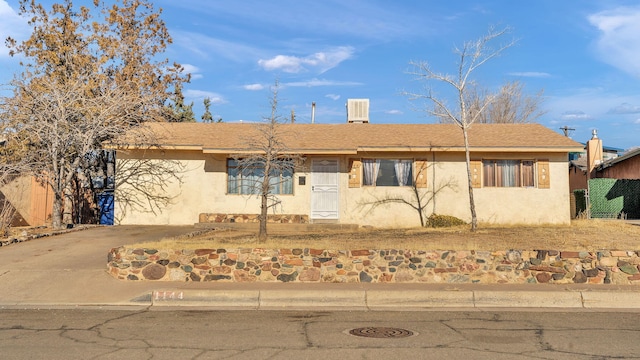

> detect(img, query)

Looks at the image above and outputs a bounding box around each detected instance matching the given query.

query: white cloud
[609,102,640,114]
[258,46,354,74]
[244,84,264,91]
[325,94,340,101]
[588,7,640,78]
[507,72,551,78]
[559,111,592,121]
[170,2,424,42]
[634,118,640,124]
[385,110,403,115]
[171,30,264,62]
[283,78,362,87]
[184,89,226,104]
[0,1,30,58]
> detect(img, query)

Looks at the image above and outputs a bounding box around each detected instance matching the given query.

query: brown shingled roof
[113,122,583,154]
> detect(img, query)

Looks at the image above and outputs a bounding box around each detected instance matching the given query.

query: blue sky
[2,1,640,151]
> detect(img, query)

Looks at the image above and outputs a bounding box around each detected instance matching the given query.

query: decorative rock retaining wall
[108,247,640,285]
[198,213,309,224]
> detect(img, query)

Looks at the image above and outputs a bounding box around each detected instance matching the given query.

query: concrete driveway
[0,225,198,307]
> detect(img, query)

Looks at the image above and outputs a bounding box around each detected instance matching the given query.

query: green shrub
[427,214,466,228]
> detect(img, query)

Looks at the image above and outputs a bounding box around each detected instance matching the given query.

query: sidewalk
[1,226,639,310]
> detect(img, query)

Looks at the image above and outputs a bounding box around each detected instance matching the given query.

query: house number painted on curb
[155,291,184,300]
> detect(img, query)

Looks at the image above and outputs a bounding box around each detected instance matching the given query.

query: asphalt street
[1,309,639,359]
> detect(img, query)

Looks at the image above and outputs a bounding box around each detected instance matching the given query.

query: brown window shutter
[414,160,428,188]
[537,160,550,189]
[348,159,362,188]
[470,160,482,188]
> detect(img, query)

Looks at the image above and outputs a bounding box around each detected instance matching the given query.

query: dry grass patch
[129,219,640,251]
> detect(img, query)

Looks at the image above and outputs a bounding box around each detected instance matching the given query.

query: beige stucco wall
[341,152,571,227]
[115,149,572,227]
[115,149,313,225]
[471,152,571,225]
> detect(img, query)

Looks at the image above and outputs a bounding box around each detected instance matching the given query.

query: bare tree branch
[1,0,187,228]
[405,26,516,231]
[233,80,304,241]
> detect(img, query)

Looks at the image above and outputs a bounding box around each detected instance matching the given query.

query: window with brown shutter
[537,160,550,189]
[348,159,361,188]
[414,159,428,188]
[470,160,482,188]
[482,160,535,187]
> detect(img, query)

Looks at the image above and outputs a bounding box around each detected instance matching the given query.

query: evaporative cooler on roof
[347,99,369,123]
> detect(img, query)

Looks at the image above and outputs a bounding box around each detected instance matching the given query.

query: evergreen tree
[167,83,195,122]
[202,97,213,123]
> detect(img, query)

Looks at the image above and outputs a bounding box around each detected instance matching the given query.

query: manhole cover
[348,327,414,338]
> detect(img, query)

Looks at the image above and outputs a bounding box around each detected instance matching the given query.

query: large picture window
[362,159,413,186]
[227,159,294,195]
[482,160,535,187]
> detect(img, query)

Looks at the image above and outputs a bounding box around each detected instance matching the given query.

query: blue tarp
[97,192,114,225]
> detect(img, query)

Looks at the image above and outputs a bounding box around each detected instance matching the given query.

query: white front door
[311,159,339,220]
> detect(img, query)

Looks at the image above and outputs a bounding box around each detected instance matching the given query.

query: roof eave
[113,144,583,154]
[110,145,204,151]
[469,146,585,153]
[203,148,358,155]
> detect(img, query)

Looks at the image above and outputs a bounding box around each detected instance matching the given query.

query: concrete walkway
[1,225,639,310]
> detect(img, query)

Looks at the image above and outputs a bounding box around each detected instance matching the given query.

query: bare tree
[2,0,187,229]
[233,81,302,241]
[407,26,515,231]
[457,81,546,124]
[2,74,157,228]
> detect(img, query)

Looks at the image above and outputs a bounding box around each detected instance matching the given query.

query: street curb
[4,290,640,311]
[152,290,260,309]
[581,292,640,309]
[145,289,640,310]
[367,290,475,310]
[473,290,584,308]
[259,290,366,310]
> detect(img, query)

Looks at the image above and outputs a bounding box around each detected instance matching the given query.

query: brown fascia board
[468,146,584,153]
[108,144,204,151]
[203,148,357,155]
[357,146,583,153]
[202,145,582,155]
[111,145,583,154]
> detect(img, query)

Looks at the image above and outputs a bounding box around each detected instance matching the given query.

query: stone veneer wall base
[198,213,309,224]
[108,248,640,285]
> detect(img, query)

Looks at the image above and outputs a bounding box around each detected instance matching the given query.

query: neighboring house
[569,144,623,162]
[569,130,640,192]
[595,147,640,180]
[111,122,582,227]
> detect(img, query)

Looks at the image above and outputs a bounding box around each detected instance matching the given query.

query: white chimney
[586,129,603,179]
[346,99,369,123]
